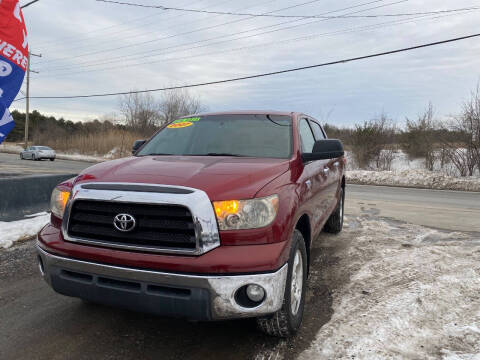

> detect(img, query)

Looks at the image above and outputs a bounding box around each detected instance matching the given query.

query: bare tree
[119,92,161,135]
[159,88,207,124]
[350,113,397,170]
[402,103,438,171]
[440,85,480,177]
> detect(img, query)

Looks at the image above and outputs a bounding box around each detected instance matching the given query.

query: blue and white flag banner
[0,0,29,144]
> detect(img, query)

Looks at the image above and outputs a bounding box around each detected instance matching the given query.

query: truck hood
[76,156,290,200]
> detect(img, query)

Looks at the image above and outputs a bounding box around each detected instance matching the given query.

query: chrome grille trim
[61,182,220,255]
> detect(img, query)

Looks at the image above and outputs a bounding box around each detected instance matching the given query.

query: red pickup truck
[37,111,345,337]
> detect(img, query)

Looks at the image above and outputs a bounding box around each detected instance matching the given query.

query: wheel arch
[294,214,311,274]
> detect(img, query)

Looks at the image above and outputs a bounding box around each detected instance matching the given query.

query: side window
[309,120,326,140]
[299,119,315,153]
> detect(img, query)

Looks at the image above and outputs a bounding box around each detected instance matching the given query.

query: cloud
[12,0,480,126]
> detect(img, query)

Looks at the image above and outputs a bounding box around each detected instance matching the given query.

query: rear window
[38,146,52,150]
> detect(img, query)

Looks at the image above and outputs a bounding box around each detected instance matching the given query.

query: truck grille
[67,200,197,251]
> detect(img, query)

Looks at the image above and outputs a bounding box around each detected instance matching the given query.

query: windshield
[137,114,292,158]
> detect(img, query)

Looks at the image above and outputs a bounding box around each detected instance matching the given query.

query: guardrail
[0,174,76,221]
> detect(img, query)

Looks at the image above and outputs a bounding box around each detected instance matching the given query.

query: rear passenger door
[308,119,340,213]
[298,118,330,236]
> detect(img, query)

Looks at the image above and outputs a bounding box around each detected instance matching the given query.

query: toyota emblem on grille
[113,214,136,232]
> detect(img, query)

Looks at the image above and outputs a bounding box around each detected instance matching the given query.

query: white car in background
[20,146,56,161]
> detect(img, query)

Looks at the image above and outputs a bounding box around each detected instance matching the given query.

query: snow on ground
[300,212,480,360]
[347,169,480,192]
[55,153,104,163]
[0,143,24,153]
[345,150,480,191]
[0,212,50,249]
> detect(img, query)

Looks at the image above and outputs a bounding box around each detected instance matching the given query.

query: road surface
[347,184,480,232]
[0,185,479,359]
[0,152,92,177]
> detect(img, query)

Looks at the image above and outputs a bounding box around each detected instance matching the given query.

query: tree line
[326,86,480,177]
[6,86,479,177]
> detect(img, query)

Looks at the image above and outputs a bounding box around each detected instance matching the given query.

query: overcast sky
[11,0,480,126]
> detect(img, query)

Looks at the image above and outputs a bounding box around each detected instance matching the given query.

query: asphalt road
[0,152,92,177]
[347,184,480,232]
[1,184,479,359]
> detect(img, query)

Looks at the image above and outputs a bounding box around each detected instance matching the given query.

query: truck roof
[188,110,299,117]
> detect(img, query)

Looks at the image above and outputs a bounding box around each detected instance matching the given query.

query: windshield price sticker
[168,122,194,129]
[167,117,201,129]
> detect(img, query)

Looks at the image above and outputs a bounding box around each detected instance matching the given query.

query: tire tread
[324,188,344,234]
[256,230,307,338]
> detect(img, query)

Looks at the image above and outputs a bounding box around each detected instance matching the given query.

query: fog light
[246,284,265,302]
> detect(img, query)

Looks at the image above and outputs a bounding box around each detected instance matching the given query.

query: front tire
[32,154,36,161]
[257,229,307,337]
[50,158,55,161]
[324,187,344,234]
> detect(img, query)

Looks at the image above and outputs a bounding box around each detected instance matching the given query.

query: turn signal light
[214,200,240,218]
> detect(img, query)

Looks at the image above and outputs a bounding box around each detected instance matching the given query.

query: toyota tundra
[36,111,345,337]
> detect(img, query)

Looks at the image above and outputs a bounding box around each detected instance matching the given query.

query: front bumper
[38,154,55,159]
[37,245,287,320]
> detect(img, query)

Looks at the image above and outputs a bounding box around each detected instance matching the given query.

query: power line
[39,10,470,78]
[15,33,480,101]
[40,3,477,77]
[36,11,436,75]
[96,0,480,20]
[21,0,40,8]
[37,0,330,65]
[35,0,236,50]
[38,0,397,71]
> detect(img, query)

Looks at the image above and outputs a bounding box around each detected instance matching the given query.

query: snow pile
[347,169,480,192]
[104,147,120,159]
[55,153,104,163]
[0,143,23,154]
[300,216,480,360]
[0,213,50,249]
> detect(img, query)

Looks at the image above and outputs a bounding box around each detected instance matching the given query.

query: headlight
[50,188,70,218]
[213,194,279,230]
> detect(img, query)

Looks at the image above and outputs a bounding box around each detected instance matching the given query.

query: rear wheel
[32,154,36,161]
[324,187,344,234]
[50,158,55,161]
[20,154,24,160]
[256,229,307,337]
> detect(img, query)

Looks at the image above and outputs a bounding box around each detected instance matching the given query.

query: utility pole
[24,51,41,149]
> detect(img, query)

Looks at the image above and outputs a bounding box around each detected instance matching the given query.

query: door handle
[333,162,340,167]
[323,167,330,174]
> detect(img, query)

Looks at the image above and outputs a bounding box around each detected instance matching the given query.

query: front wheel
[257,229,307,337]
[50,158,55,161]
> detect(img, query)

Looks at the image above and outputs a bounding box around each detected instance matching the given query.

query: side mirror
[132,140,146,155]
[302,139,344,162]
